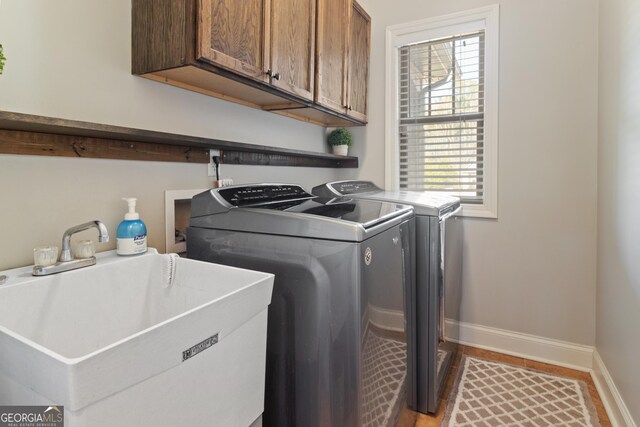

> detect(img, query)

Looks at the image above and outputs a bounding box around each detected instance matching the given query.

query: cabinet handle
[348,105,353,111]
[273,72,281,81]
[266,69,273,77]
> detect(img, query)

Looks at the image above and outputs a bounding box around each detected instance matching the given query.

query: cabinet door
[269,0,315,100]
[346,1,370,121]
[197,0,270,83]
[315,0,349,114]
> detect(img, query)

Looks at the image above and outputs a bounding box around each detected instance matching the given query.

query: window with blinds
[398,31,485,203]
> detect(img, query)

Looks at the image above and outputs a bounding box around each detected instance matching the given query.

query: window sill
[458,203,497,219]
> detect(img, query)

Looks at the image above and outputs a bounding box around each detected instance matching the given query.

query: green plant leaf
[327,128,353,147]
[0,44,6,75]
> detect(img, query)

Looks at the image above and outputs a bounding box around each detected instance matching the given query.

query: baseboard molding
[444,320,639,425]
[591,351,637,427]
[368,304,404,332]
[444,319,594,371]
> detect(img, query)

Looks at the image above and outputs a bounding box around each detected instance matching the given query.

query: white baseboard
[444,319,594,371]
[368,304,404,332]
[444,320,638,426]
[592,351,637,427]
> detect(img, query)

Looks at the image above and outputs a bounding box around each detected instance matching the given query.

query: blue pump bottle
[116,198,147,255]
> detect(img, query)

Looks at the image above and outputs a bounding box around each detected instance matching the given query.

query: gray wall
[341,0,599,345]
[0,0,337,270]
[2,1,637,419]
[0,0,614,359]
[597,0,640,421]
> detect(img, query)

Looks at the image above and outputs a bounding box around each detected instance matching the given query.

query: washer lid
[189,184,414,242]
[312,180,460,217]
[280,197,412,229]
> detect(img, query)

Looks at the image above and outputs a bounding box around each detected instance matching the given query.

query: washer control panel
[329,181,380,195]
[217,184,314,207]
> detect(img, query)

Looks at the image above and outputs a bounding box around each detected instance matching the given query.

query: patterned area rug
[361,328,407,427]
[442,356,600,427]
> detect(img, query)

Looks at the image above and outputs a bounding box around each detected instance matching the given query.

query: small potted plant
[328,128,352,156]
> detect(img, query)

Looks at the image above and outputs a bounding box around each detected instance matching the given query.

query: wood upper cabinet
[315,0,349,113]
[198,0,315,100]
[197,0,270,83]
[269,0,316,100]
[316,0,370,121]
[132,0,369,126]
[346,1,370,121]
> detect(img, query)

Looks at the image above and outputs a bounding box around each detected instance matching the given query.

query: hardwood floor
[397,345,611,427]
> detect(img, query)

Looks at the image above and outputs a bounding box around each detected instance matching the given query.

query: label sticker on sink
[182,333,219,362]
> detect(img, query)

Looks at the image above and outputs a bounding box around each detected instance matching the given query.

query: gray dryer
[313,180,463,414]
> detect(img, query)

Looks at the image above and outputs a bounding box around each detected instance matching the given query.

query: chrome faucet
[33,220,110,276]
[60,220,109,262]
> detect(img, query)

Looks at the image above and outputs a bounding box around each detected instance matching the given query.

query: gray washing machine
[313,180,462,415]
[187,184,416,427]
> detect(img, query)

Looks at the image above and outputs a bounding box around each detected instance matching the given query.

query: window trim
[385,5,500,218]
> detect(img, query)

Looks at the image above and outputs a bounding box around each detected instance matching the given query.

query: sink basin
[0,249,274,427]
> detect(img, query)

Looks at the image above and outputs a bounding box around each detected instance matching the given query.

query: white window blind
[398,31,485,203]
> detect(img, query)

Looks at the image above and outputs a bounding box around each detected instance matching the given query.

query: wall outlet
[207,149,221,178]
[222,178,234,187]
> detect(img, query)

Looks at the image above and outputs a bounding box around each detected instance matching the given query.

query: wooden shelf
[0,111,358,168]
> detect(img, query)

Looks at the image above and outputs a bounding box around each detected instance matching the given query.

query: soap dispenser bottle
[117,198,147,256]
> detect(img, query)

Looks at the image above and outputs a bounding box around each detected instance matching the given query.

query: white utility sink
[0,249,274,427]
